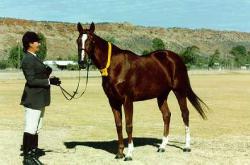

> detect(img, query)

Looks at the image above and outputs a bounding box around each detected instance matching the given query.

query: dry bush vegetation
[1,17,250,60]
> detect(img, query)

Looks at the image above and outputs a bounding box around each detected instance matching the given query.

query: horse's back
[134,49,189,89]
[127,49,187,76]
[118,49,188,82]
[152,50,190,90]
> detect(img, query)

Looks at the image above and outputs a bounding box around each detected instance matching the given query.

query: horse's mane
[93,33,139,56]
[93,34,120,51]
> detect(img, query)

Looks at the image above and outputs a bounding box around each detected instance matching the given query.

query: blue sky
[0,0,250,32]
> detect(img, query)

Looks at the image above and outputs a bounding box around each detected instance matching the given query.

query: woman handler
[20,31,61,165]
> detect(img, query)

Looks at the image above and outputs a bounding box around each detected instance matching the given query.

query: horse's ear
[77,22,84,33]
[89,22,95,33]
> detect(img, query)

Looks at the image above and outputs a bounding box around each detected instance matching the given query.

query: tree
[142,50,150,56]
[247,51,250,64]
[208,49,220,68]
[0,60,10,69]
[152,38,165,51]
[8,43,23,68]
[36,33,47,60]
[230,45,247,67]
[180,46,200,68]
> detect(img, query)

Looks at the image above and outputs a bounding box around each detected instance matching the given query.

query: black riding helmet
[22,31,40,53]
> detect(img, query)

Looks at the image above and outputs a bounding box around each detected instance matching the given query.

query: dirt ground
[0,70,249,165]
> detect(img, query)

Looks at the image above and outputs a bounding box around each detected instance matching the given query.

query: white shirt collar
[27,51,37,56]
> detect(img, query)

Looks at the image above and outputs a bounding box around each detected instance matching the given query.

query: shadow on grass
[64,137,184,155]
[20,148,53,158]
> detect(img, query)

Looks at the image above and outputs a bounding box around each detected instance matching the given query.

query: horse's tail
[186,78,208,120]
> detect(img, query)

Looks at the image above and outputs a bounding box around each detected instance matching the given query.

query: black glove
[49,77,61,86]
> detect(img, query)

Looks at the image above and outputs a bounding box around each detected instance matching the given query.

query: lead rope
[59,60,90,100]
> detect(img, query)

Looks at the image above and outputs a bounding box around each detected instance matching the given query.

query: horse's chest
[102,79,126,99]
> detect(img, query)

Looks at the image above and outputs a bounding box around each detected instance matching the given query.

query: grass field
[0,71,249,164]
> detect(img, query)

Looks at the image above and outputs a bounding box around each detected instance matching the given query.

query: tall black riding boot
[22,132,43,165]
[34,134,38,149]
[33,134,43,158]
[20,133,37,156]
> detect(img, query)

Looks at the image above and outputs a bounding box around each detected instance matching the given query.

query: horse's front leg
[109,99,125,159]
[123,97,134,161]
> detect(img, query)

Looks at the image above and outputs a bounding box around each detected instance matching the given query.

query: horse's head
[77,22,95,67]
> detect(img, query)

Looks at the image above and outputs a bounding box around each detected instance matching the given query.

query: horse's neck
[92,37,108,69]
[93,35,120,69]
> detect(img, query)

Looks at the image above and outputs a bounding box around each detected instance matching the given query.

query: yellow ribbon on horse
[100,42,112,76]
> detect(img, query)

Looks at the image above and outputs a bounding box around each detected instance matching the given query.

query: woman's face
[28,41,40,53]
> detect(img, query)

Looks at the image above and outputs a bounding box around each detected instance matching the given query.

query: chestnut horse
[77,22,207,161]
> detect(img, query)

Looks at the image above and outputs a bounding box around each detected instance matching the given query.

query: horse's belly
[132,82,169,101]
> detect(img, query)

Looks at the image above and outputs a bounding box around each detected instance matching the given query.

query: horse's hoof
[115,153,125,159]
[183,148,191,152]
[157,148,165,152]
[124,157,132,161]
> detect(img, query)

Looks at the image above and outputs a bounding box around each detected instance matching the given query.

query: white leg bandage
[159,136,169,149]
[126,141,134,158]
[185,126,191,148]
[24,107,44,135]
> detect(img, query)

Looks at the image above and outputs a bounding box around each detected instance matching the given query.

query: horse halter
[58,34,90,101]
[79,33,112,76]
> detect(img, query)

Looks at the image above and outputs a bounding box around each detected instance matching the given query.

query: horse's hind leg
[109,99,125,159]
[157,92,171,152]
[123,97,134,161]
[174,90,191,152]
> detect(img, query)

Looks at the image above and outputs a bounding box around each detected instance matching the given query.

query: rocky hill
[1,17,250,60]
